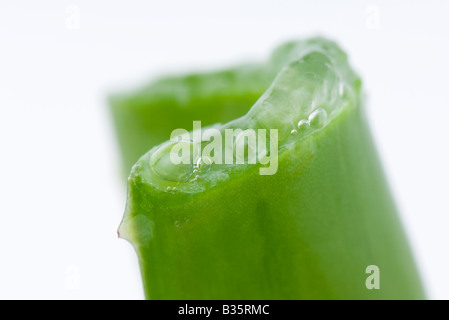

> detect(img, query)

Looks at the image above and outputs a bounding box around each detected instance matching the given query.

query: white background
[0,0,448,299]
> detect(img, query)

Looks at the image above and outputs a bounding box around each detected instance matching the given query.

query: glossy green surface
[118,38,425,299]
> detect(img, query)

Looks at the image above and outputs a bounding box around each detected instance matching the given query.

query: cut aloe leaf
[119,37,425,299]
[109,39,337,176]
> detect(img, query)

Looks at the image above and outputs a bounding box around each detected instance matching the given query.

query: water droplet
[291,129,298,135]
[174,220,180,227]
[166,186,178,193]
[297,119,310,131]
[150,141,194,182]
[308,108,327,128]
[196,156,212,172]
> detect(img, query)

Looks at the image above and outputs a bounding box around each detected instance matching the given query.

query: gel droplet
[150,141,194,182]
[297,119,310,131]
[308,108,327,128]
[166,186,177,192]
[196,156,212,172]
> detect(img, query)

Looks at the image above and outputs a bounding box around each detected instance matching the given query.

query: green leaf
[118,37,425,299]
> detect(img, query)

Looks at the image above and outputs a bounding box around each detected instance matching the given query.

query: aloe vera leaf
[119,38,425,299]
